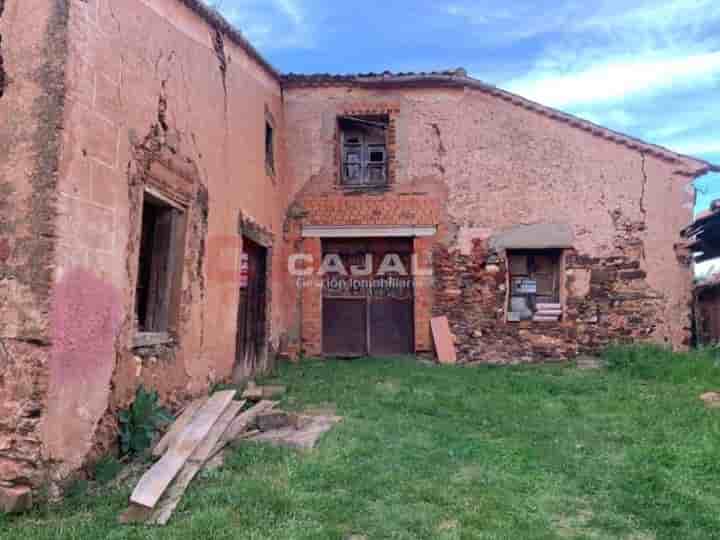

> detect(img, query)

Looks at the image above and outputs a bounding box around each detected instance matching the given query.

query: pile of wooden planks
[119,390,277,526]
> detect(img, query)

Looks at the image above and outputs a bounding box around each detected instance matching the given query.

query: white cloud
[276,0,304,27]
[580,0,720,35]
[503,50,720,107]
[661,138,720,156]
[573,108,637,128]
[218,0,314,50]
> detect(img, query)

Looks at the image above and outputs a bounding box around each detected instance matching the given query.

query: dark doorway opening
[234,237,268,380]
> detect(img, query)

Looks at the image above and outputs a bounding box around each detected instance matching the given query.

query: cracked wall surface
[0,0,69,508]
[0,0,706,507]
[283,84,699,362]
[0,0,289,497]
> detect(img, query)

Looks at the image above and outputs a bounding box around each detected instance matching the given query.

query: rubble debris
[255,411,303,432]
[0,486,32,514]
[242,381,287,401]
[700,392,720,408]
[248,414,343,451]
[431,316,457,364]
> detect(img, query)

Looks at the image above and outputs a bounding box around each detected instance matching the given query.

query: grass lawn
[3,346,720,539]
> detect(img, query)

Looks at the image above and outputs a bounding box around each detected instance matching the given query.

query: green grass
[3,346,720,539]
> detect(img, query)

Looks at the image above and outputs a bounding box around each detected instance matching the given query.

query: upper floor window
[339,115,388,187]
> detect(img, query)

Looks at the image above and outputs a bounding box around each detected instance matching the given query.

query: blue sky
[211,0,719,213]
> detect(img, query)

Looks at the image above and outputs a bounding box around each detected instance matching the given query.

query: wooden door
[321,238,414,357]
[235,238,267,377]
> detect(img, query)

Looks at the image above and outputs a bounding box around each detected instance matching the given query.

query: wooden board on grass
[147,399,246,525]
[431,316,457,365]
[152,397,207,458]
[130,390,236,509]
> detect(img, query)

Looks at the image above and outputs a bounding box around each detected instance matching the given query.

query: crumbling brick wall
[283,83,702,362]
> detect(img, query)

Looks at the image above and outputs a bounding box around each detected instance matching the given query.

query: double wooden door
[321,238,414,357]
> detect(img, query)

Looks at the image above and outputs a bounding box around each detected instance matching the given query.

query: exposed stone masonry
[433,237,668,364]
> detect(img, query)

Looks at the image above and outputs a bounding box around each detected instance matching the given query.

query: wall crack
[0,0,6,98]
[212,29,228,101]
[639,151,648,220]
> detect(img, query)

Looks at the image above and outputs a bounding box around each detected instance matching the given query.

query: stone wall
[434,240,667,364]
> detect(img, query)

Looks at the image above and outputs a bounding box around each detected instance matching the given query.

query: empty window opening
[339,115,389,186]
[265,120,275,174]
[135,193,184,335]
[507,250,562,322]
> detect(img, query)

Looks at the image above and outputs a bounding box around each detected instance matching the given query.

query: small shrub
[93,456,123,485]
[118,385,173,457]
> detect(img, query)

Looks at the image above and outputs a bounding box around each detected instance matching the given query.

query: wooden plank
[431,316,457,365]
[152,397,208,458]
[536,303,561,310]
[130,390,236,509]
[215,400,277,451]
[533,315,560,322]
[147,400,246,525]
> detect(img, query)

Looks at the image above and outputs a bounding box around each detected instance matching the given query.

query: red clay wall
[1,0,291,493]
[0,0,68,508]
[283,84,699,362]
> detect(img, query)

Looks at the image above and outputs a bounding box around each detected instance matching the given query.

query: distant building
[681,200,720,346]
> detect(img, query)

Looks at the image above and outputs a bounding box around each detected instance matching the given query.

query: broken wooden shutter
[146,209,171,331]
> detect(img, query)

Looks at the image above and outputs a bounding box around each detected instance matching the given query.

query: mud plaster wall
[283,85,698,362]
[0,0,68,500]
[44,0,288,483]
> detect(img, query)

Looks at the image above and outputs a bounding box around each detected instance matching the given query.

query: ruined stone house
[1,0,718,506]
[681,200,720,346]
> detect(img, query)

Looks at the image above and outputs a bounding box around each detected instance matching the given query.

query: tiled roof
[282,69,470,84]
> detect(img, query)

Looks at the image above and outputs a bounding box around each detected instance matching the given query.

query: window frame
[265,119,275,176]
[506,249,563,322]
[134,189,187,345]
[339,115,389,187]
